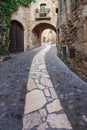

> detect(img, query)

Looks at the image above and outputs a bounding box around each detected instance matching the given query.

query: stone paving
[0,46,45,130]
[0,44,87,130]
[22,45,72,130]
[44,45,87,130]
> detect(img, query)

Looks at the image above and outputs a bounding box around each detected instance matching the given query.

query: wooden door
[69,48,75,58]
[9,21,24,52]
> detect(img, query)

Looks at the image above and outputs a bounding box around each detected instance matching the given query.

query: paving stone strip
[22,45,73,130]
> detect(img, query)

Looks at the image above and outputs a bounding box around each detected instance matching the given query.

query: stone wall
[11,5,31,51]
[58,0,87,63]
[29,0,58,49]
[11,0,58,51]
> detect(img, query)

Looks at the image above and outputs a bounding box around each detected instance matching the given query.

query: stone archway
[42,29,57,44]
[9,20,24,52]
[31,22,57,47]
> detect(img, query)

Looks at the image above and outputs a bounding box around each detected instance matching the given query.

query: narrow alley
[1,0,87,130]
[0,44,87,130]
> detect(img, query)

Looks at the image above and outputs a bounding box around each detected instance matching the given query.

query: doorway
[9,20,24,52]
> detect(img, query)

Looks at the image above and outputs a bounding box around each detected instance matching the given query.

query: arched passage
[32,22,57,46]
[42,29,56,44]
[9,20,24,52]
[32,23,56,33]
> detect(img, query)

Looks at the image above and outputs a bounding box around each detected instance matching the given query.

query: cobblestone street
[0,44,87,130]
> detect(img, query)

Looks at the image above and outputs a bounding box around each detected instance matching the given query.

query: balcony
[35,8,51,20]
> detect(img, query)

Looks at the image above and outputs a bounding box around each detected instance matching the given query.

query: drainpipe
[56,0,59,49]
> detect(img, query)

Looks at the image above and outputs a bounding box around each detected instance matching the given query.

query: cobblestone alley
[0,44,87,130]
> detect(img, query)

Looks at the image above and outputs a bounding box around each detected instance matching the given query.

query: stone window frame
[40,3,47,12]
[40,3,47,17]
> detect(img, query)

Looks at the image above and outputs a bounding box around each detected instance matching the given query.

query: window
[40,4,46,11]
[40,4,47,17]
[56,8,58,13]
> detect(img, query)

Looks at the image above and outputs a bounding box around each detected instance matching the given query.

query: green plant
[0,0,35,55]
[0,44,9,56]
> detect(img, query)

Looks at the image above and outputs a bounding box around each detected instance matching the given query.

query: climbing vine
[0,0,35,55]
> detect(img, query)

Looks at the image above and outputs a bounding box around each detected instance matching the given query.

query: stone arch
[32,22,57,33]
[9,20,24,52]
[11,18,25,30]
[31,22,57,46]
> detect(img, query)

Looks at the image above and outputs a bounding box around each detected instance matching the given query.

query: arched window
[40,4,46,11]
[40,4,46,17]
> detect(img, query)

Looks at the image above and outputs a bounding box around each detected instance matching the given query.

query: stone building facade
[10,0,58,51]
[58,0,87,66]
